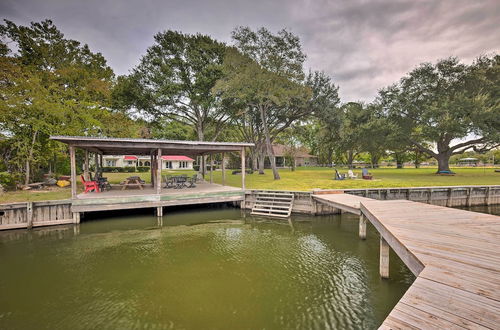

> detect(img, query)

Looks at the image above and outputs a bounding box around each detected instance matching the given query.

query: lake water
[0,207,421,329]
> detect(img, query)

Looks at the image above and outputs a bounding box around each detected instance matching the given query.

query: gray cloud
[2,0,499,101]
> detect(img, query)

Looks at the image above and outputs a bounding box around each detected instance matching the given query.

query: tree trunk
[370,154,379,168]
[251,152,258,171]
[258,152,265,175]
[25,130,38,185]
[259,105,280,180]
[436,153,452,173]
[346,151,354,169]
[196,123,205,177]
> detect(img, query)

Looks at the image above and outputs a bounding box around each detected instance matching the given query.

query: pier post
[156,206,163,217]
[156,149,162,194]
[26,202,33,229]
[94,153,99,175]
[241,147,246,190]
[84,150,89,181]
[209,154,213,184]
[221,152,226,186]
[359,213,367,239]
[69,145,77,199]
[72,212,80,224]
[485,187,491,206]
[380,237,390,278]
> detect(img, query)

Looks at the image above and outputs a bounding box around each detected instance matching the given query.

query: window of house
[127,161,133,165]
[106,160,116,167]
[145,161,150,167]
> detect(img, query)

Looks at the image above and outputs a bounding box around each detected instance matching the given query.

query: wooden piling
[380,236,390,278]
[26,202,33,229]
[221,152,226,186]
[359,213,366,239]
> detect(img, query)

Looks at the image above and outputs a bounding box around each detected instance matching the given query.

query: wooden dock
[314,194,500,329]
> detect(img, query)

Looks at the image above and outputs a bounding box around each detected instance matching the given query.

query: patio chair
[362,168,373,180]
[334,169,346,180]
[347,170,358,179]
[163,175,174,189]
[186,174,197,188]
[80,175,99,193]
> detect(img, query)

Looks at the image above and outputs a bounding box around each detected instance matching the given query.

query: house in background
[271,144,318,167]
[103,155,194,170]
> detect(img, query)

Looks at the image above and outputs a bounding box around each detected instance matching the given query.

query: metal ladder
[251,191,294,218]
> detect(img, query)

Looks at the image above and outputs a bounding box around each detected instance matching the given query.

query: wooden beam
[359,213,367,239]
[209,154,213,184]
[69,145,77,199]
[156,149,162,194]
[150,153,154,187]
[380,236,390,278]
[222,152,226,186]
[241,147,246,190]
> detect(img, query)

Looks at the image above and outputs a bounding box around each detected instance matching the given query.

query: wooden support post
[84,150,89,181]
[467,187,472,207]
[221,152,226,186]
[427,188,433,204]
[485,187,491,206]
[150,153,155,187]
[73,212,80,224]
[26,202,33,229]
[359,213,367,239]
[156,149,162,194]
[209,154,213,184]
[69,145,77,199]
[94,153,99,175]
[380,237,390,278]
[157,206,163,217]
[241,147,246,190]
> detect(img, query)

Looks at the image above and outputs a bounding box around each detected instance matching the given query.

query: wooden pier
[314,193,500,329]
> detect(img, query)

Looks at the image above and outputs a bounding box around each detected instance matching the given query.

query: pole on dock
[156,148,162,194]
[241,147,246,190]
[69,145,77,199]
[221,152,226,186]
[84,150,89,181]
[380,237,390,278]
[359,213,367,239]
[209,154,213,184]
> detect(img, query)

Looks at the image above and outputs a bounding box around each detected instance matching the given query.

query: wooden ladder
[251,191,294,218]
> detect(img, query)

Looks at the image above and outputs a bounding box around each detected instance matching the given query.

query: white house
[103,155,194,170]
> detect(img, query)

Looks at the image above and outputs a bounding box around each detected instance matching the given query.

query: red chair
[81,175,99,193]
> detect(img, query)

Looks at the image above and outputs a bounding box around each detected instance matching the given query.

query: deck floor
[314,194,500,329]
[77,182,241,199]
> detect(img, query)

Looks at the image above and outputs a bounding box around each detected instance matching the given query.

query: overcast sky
[1,0,499,102]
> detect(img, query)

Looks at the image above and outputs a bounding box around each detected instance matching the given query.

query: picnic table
[121,176,145,190]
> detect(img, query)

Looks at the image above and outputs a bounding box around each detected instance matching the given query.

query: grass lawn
[0,167,498,203]
[210,167,500,191]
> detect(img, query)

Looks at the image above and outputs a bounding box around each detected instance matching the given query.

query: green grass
[0,167,498,203]
[210,167,500,191]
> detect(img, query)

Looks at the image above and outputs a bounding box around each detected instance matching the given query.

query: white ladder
[251,191,294,218]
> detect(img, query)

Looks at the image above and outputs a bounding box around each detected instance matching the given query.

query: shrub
[193,165,200,171]
[124,167,136,173]
[136,166,150,172]
[0,172,19,190]
[231,169,254,175]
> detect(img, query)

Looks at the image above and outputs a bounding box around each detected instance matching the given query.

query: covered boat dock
[50,136,254,217]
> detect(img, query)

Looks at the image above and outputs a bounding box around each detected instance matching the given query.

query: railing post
[26,202,33,229]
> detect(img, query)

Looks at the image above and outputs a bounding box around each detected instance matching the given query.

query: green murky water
[0,208,417,329]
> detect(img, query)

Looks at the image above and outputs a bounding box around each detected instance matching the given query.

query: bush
[0,172,19,190]
[136,166,150,172]
[102,166,124,173]
[193,165,200,171]
[124,167,136,173]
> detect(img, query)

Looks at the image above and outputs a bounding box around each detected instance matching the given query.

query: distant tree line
[0,18,498,186]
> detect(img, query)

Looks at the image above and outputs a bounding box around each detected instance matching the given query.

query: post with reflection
[380,236,390,278]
